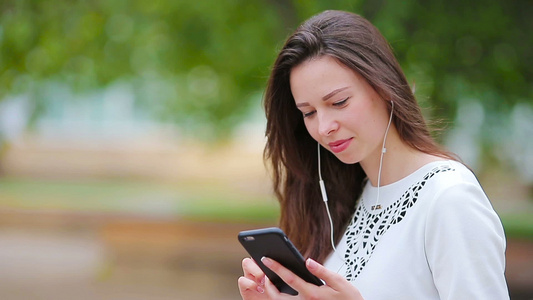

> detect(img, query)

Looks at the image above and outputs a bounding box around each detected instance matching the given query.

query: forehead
[289,56,364,100]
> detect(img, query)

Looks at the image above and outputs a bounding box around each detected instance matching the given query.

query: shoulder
[424,160,479,187]
[409,160,504,235]
[421,160,487,205]
[421,161,509,299]
[421,161,504,240]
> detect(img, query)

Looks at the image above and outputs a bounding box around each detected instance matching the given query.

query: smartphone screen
[238,227,323,295]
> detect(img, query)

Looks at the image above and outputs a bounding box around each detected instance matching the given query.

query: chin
[333,153,360,165]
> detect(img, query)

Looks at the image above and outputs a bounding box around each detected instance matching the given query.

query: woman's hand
[238,257,364,300]
[238,257,269,299]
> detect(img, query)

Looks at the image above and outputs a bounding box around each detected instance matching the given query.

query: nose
[317,111,338,136]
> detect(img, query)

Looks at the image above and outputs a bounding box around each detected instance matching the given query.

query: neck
[360,128,443,187]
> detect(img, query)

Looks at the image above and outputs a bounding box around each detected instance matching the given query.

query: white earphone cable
[317,101,394,271]
[318,143,346,267]
[318,143,335,251]
[373,101,394,210]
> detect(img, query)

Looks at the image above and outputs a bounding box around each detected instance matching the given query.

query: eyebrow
[296,86,349,107]
[322,86,350,101]
[295,86,350,108]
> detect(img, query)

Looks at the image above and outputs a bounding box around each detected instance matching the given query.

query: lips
[328,138,353,153]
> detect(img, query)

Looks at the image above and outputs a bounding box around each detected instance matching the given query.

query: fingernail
[306,258,318,270]
[257,285,265,294]
[261,257,272,267]
[260,276,265,286]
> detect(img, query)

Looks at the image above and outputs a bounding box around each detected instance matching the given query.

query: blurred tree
[0,0,531,144]
[0,0,290,137]
[358,0,533,175]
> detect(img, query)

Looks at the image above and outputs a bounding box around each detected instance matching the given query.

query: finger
[305,258,346,290]
[238,276,266,296]
[242,258,266,285]
[261,257,311,294]
[262,275,283,298]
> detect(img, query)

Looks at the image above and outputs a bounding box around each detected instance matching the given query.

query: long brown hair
[264,10,454,262]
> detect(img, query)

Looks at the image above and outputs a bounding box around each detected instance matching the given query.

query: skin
[238,257,363,300]
[238,55,442,299]
[291,56,440,187]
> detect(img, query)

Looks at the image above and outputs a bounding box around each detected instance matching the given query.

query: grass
[501,214,533,241]
[0,176,279,223]
[0,176,531,234]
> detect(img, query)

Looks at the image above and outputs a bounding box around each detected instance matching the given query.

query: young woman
[238,10,508,300]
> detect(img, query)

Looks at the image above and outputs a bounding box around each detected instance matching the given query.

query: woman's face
[290,55,391,165]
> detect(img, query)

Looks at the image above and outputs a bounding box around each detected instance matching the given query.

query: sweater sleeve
[424,181,509,300]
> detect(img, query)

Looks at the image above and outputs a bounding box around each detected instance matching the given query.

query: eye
[303,110,316,118]
[333,97,349,107]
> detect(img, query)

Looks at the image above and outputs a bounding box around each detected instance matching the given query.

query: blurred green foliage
[0,0,531,137]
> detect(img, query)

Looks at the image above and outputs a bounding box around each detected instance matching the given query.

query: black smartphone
[238,227,323,295]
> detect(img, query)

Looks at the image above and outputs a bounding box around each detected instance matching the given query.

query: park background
[0,0,532,299]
